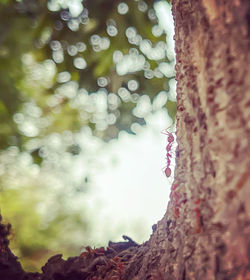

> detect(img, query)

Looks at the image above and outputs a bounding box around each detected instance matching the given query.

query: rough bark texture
[0,0,250,279]
[130,0,250,279]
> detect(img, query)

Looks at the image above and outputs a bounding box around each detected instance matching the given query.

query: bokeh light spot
[76,42,86,52]
[152,25,163,37]
[97,77,108,87]
[117,2,129,15]
[127,80,139,91]
[107,25,118,37]
[57,71,71,83]
[138,1,148,12]
[67,45,78,56]
[73,57,87,69]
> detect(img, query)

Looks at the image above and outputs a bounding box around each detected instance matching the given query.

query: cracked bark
[0,0,249,279]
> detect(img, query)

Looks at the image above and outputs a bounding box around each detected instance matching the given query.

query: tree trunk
[129,0,250,279]
[0,0,249,279]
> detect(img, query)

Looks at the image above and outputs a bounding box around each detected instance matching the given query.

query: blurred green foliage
[0,184,89,271]
[0,0,176,272]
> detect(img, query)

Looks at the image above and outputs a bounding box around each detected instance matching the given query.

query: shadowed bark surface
[0,0,250,279]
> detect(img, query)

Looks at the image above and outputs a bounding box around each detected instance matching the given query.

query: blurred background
[0,0,176,272]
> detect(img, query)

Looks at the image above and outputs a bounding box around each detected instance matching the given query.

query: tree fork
[0,0,250,279]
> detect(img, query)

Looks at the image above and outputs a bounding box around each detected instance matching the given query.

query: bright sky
[81,109,175,246]
[74,1,177,246]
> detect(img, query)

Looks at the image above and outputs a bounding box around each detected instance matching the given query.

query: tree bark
[0,0,250,279]
[129,0,250,279]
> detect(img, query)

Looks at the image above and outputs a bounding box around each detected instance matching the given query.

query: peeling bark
[0,0,250,279]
